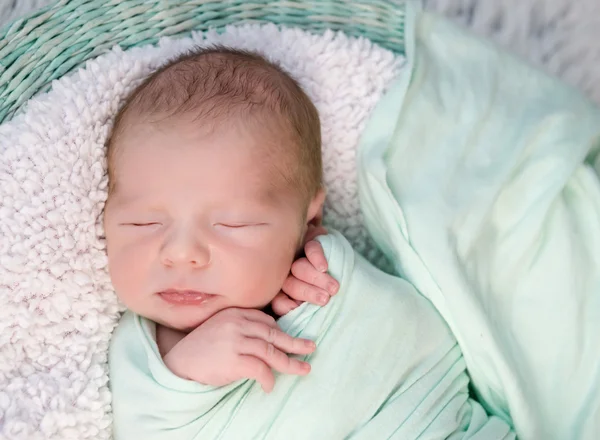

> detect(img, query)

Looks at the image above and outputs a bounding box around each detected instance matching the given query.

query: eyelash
[216,223,265,229]
[123,223,160,227]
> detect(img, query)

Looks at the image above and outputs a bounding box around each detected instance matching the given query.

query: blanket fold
[358,2,600,439]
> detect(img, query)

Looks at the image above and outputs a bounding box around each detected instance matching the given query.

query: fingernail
[317,293,329,305]
[318,264,327,273]
[301,362,311,372]
[327,282,338,294]
[305,339,316,349]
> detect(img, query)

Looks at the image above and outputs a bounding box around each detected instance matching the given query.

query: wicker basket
[0,0,407,124]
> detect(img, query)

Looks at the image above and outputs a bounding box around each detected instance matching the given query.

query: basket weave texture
[0,0,407,124]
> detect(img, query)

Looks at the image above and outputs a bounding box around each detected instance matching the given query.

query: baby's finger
[291,258,339,296]
[271,292,301,317]
[304,240,328,273]
[243,322,316,355]
[242,339,312,377]
[282,275,331,306]
[238,355,275,393]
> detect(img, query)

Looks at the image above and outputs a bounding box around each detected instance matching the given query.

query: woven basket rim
[0,0,407,124]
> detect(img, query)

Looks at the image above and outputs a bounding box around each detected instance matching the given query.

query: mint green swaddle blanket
[110,231,512,439]
[358,2,600,439]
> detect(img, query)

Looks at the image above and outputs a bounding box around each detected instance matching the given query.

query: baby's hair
[107,45,322,207]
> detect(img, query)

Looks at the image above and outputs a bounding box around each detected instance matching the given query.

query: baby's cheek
[107,247,147,308]
[260,242,297,291]
[228,249,287,308]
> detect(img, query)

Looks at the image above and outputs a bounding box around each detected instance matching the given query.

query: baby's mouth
[158,289,216,305]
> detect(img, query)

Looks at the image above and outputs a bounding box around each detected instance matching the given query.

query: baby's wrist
[162,349,189,380]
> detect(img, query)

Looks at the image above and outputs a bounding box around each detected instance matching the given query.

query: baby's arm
[110,312,237,440]
[272,226,340,316]
[161,308,316,392]
[112,309,316,439]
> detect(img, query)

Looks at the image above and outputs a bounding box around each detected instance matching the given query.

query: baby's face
[104,119,307,332]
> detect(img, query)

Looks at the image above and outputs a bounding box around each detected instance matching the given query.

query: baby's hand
[163,308,316,393]
[272,225,339,316]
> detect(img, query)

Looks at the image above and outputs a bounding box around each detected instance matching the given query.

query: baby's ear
[306,188,326,227]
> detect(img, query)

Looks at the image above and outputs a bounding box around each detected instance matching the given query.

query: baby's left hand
[272,225,339,316]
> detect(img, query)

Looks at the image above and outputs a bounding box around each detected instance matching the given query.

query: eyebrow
[107,167,290,213]
[106,193,160,212]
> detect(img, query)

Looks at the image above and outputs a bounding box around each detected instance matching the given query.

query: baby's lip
[158,289,216,306]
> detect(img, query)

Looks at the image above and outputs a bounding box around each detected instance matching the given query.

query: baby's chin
[143,294,277,332]
[150,305,225,333]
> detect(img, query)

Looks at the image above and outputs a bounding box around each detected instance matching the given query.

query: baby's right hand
[163,308,316,393]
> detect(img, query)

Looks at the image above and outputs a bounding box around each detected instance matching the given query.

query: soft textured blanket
[358,3,600,439]
[0,25,400,439]
[110,231,513,440]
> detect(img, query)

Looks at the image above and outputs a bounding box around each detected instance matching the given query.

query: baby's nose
[160,228,211,268]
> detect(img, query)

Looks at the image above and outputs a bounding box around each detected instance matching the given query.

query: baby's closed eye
[121,222,161,227]
[214,223,268,229]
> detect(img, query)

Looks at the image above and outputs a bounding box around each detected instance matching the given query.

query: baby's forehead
[110,122,298,202]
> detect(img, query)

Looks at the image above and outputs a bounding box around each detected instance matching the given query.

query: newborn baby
[106,46,513,439]
[105,45,331,388]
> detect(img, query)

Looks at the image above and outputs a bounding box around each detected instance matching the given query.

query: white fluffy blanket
[0,25,401,439]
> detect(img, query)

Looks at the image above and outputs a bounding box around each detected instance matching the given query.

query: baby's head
[104,47,324,332]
